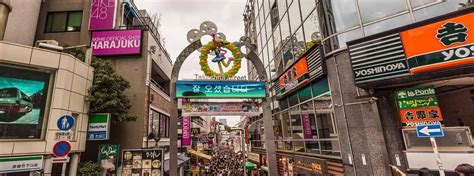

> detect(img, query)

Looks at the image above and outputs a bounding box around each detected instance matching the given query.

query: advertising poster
[301,115,313,139]
[0,66,50,139]
[122,149,163,176]
[176,81,266,98]
[181,116,191,146]
[91,30,142,56]
[182,102,260,116]
[98,144,119,175]
[88,113,111,140]
[89,0,116,30]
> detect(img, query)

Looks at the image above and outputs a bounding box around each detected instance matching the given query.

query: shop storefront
[247,152,260,176]
[347,8,474,172]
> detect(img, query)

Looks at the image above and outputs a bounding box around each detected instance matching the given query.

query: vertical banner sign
[89,0,116,30]
[98,144,119,175]
[301,114,313,139]
[88,113,111,140]
[245,127,249,144]
[182,116,191,146]
[395,87,444,128]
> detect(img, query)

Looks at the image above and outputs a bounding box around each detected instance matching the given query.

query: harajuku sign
[182,102,260,116]
[91,30,142,56]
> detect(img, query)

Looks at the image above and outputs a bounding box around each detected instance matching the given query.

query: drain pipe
[0,0,12,40]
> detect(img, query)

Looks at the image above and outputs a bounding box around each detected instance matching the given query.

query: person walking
[455,163,474,176]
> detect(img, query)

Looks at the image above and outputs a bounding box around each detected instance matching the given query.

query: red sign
[399,106,444,128]
[278,57,310,96]
[53,141,71,157]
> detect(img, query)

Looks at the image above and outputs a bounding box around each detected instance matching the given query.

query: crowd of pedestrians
[208,144,245,176]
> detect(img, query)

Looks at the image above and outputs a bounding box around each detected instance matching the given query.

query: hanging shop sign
[401,13,474,74]
[302,114,313,139]
[182,116,191,146]
[245,127,249,144]
[278,57,310,97]
[88,113,111,140]
[182,102,260,116]
[191,128,201,135]
[176,81,266,98]
[121,149,163,176]
[0,156,43,173]
[91,29,142,56]
[98,144,119,175]
[396,87,443,128]
[89,0,116,30]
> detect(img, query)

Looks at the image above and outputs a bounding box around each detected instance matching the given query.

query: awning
[246,162,257,170]
[188,149,212,160]
[260,165,269,172]
[163,155,190,172]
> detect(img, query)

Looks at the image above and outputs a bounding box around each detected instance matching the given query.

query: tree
[78,161,102,176]
[88,58,137,123]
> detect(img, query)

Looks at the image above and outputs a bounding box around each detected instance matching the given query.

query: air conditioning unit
[35,40,63,51]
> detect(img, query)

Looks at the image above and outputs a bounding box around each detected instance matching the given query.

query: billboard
[91,30,142,56]
[176,81,266,98]
[88,113,111,140]
[401,12,474,74]
[121,149,163,176]
[0,66,51,139]
[182,102,260,116]
[278,57,310,96]
[89,0,116,30]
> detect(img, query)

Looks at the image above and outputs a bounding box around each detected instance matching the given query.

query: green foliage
[78,161,102,176]
[88,58,137,123]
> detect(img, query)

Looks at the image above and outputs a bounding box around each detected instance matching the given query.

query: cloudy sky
[135,0,248,126]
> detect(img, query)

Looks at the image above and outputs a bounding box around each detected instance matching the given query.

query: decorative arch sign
[176,80,266,98]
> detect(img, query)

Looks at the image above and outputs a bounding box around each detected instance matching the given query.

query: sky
[135,0,248,126]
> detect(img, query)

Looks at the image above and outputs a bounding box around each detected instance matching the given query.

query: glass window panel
[358,0,408,23]
[259,9,265,29]
[293,141,306,152]
[298,85,312,102]
[258,33,263,54]
[274,25,282,51]
[321,140,341,156]
[305,141,320,154]
[291,27,305,59]
[410,0,440,8]
[280,13,291,43]
[290,106,303,139]
[279,97,289,110]
[288,92,299,106]
[331,27,363,50]
[282,41,293,67]
[413,0,464,22]
[321,0,359,33]
[288,0,302,34]
[278,0,287,19]
[45,14,53,32]
[281,111,292,138]
[265,45,271,67]
[303,12,321,50]
[66,11,82,31]
[262,45,267,65]
[299,0,316,20]
[312,77,330,97]
[301,101,317,139]
[274,115,283,140]
[51,12,68,32]
[263,0,269,20]
[364,13,412,36]
[268,35,275,61]
[270,1,280,29]
[266,19,272,42]
[316,113,335,138]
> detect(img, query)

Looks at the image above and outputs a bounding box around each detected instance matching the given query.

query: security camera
[369,97,378,103]
[149,45,157,54]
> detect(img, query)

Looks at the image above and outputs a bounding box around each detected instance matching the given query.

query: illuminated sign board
[91,30,142,56]
[176,81,266,98]
[89,0,116,30]
[278,57,310,96]
[395,87,444,128]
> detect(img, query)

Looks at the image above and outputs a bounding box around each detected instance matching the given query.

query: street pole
[430,137,445,176]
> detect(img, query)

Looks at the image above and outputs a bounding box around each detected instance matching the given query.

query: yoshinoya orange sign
[401,12,474,74]
[278,57,310,96]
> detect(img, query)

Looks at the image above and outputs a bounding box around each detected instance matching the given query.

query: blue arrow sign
[57,115,75,131]
[416,124,444,137]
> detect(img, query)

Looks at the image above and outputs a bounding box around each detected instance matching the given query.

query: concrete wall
[0,41,93,156]
[3,0,41,46]
[326,50,392,176]
[438,89,474,133]
[35,0,91,46]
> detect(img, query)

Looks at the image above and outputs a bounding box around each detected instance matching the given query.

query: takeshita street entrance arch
[169,21,278,176]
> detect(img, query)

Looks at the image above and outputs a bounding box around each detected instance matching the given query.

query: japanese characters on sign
[278,57,310,97]
[121,149,163,176]
[182,102,260,116]
[54,131,74,141]
[176,81,266,98]
[395,87,443,128]
[0,156,43,173]
[401,13,474,74]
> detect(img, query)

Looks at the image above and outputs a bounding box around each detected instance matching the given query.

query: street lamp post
[231,128,247,176]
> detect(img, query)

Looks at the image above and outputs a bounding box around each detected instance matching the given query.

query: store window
[320,0,359,33]
[358,0,408,23]
[45,11,82,33]
[0,65,52,139]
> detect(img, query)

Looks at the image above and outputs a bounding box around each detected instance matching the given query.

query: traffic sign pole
[430,137,445,176]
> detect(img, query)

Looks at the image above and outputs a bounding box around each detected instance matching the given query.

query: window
[288,0,302,34]
[0,65,52,139]
[270,2,280,29]
[45,11,82,33]
[320,0,359,33]
[358,0,408,23]
[302,12,321,50]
